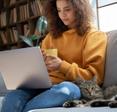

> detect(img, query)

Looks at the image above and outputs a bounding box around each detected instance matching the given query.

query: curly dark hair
[43,0,94,38]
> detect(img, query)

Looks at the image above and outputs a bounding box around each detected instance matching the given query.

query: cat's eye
[91,87,94,90]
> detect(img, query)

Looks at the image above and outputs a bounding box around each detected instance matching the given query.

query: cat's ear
[91,76,97,83]
[74,77,85,85]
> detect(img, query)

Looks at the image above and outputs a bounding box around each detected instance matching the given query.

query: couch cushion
[103,30,117,87]
[28,107,117,112]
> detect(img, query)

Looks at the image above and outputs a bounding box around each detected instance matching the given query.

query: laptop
[0,47,52,90]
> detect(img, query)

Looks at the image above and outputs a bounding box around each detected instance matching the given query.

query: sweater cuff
[59,60,71,74]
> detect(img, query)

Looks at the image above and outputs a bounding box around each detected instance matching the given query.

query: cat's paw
[115,95,117,100]
[109,101,117,108]
[90,101,101,107]
[63,100,84,108]
[90,100,109,107]
[63,101,75,108]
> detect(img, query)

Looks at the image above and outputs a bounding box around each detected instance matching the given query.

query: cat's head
[79,80,104,100]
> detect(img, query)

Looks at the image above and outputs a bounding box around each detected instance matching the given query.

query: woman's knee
[52,81,81,99]
[1,89,31,112]
[4,89,29,100]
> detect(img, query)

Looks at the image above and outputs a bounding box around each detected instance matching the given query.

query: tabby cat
[63,80,117,108]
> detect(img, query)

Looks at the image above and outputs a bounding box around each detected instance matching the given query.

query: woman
[1,0,107,112]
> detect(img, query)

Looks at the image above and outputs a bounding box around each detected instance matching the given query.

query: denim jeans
[1,81,81,112]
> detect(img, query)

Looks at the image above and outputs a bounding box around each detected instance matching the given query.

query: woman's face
[56,0,76,28]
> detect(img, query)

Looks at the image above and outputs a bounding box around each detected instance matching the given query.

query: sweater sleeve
[59,31,107,85]
[41,33,51,49]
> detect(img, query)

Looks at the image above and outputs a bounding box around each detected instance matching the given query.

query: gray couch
[0,30,117,112]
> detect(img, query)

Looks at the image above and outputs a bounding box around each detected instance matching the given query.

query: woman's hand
[41,49,47,61]
[41,49,62,71]
[45,56,62,71]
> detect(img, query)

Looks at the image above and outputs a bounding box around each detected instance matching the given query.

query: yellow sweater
[41,28,107,85]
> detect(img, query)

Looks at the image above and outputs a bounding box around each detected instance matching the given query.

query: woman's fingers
[41,49,47,60]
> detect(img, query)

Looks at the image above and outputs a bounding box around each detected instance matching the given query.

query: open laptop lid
[0,47,52,90]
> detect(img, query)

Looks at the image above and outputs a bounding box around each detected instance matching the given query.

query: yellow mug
[45,49,58,57]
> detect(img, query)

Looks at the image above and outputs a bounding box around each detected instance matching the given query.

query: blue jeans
[1,81,81,112]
